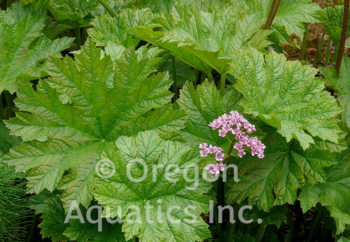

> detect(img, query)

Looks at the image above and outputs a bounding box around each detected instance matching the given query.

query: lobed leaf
[2,39,186,212]
[0,2,74,94]
[229,48,343,150]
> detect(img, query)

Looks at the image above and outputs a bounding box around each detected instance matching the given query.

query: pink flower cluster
[209,111,265,159]
[206,163,225,178]
[199,143,225,161]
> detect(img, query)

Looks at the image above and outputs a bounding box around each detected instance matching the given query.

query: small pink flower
[239,132,245,137]
[234,143,243,150]
[219,129,227,137]
[232,128,241,135]
[229,117,238,125]
[246,128,253,134]
[236,122,242,128]
[215,152,225,161]
[216,163,225,171]
[346,36,350,42]
[238,149,246,158]
[199,143,208,149]
[216,147,223,152]
[239,136,249,145]
[200,148,209,157]
[222,124,232,132]
[257,153,264,159]
[222,113,231,120]
[208,145,217,154]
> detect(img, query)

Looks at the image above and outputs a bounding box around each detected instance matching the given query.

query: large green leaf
[298,147,350,235]
[226,127,343,211]
[88,8,154,48]
[94,131,212,242]
[2,39,186,212]
[228,48,343,150]
[128,5,272,76]
[177,80,243,149]
[0,2,74,94]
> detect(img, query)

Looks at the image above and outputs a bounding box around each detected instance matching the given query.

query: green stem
[219,74,226,96]
[26,214,37,242]
[264,225,275,242]
[227,203,239,241]
[172,56,178,101]
[301,23,308,61]
[264,0,277,30]
[255,223,266,242]
[325,38,331,67]
[97,0,117,17]
[0,93,4,120]
[223,137,235,165]
[307,210,323,242]
[207,71,214,82]
[317,32,326,63]
[332,44,339,66]
[75,27,81,50]
[335,0,349,74]
[214,204,224,242]
[4,91,14,118]
[82,27,87,44]
[286,210,294,242]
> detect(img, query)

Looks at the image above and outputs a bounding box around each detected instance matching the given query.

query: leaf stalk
[97,0,117,18]
[335,0,349,74]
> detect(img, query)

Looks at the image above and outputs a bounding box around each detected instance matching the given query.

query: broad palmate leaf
[94,131,212,242]
[2,39,186,212]
[229,48,343,150]
[226,126,344,211]
[0,2,74,94]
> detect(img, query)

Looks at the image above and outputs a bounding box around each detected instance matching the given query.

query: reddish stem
[335,0,349,74]
[264,0,277,30]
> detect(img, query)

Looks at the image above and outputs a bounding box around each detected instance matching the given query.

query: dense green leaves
[2,39,186,212]
[89,8,154,48]
[229,48,343,150]
[226,127,343,211]
[320,5,350,47]
[298,148,350,235]
[94,131,212,242]
[321,57,350,129]
[0,2,73,94]
[39,195,129,242]
[128,5,272,76]
[0,121,19,157]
